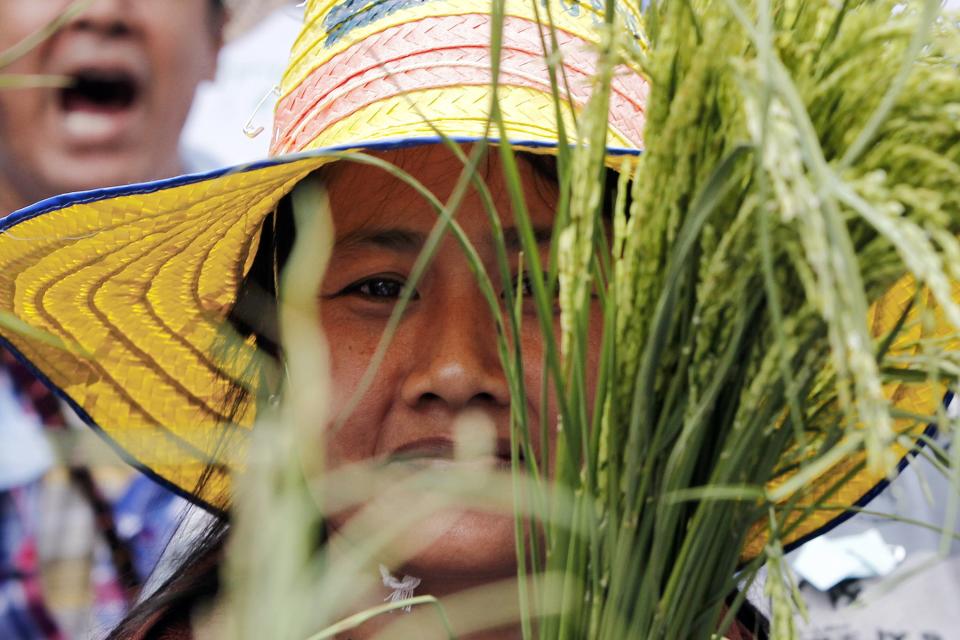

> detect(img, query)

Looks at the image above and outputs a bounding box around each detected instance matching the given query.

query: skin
[317,145,604,638]
[0,0,222,214]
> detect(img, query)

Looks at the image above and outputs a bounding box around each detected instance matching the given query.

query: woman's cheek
[321,312,378,467]
[516,322,555,469]
[517,306,605,475]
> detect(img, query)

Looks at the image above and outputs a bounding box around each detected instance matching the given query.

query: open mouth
[59,69,140,113]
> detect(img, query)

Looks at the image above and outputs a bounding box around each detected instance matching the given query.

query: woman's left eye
[503,273,562,314]
[513,274,535,299]
[341,276,414,301]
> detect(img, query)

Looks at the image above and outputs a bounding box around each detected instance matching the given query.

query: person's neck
[0,168,33,217]
[0,158,186,217]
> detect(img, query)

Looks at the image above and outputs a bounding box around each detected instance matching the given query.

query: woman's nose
[399,297,510,412]
[70,0,132,37]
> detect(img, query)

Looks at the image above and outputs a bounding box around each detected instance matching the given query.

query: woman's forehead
[326,145,559,237]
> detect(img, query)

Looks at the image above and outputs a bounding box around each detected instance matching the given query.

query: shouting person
[0,1,223,637]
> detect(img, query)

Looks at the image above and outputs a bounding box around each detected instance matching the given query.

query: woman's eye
[503,275,537,301]
[517,275,535,298]
[344,276,413,301]
[504,273,562,314]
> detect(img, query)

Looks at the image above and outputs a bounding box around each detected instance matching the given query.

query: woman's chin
[399,507,518,586]
[326,508,523,640]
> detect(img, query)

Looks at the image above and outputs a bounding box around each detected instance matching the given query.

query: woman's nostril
[413,391,497,406]
[475,392,497,404]
[419,392,442,404]
[408,384,508,411]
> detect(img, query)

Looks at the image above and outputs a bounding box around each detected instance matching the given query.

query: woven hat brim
[0,138,946,561]
[0,137,636,513]
[0,153,318,511]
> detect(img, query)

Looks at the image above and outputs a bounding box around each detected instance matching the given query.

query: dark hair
[107,515,228,639]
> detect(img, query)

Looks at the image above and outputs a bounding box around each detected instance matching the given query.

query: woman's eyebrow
[335,227,426,253]
[501,226,553,252]
[333,226,552,255]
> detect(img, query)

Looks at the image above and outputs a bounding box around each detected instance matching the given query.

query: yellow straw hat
[0,0,944,562]
[0,0,648,508]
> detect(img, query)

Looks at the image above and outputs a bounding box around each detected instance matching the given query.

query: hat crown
[270,0,649,156]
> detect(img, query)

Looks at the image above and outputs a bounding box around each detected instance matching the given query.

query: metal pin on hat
[242,84,281,139]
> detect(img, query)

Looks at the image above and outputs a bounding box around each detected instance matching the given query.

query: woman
[0,0,771,637]
[114,145,632,639]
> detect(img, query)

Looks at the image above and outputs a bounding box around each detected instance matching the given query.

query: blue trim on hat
[1,160,275,231]
[0,136,641,229]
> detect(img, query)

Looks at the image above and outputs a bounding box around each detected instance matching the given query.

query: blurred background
[181,0,302,170]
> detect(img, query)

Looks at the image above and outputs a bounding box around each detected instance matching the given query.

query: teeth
[63,111,116,137]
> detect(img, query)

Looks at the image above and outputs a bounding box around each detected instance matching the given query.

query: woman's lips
[391,437,456,460]
[387,437,523,470]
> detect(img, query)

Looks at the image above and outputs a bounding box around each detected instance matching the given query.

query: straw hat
[0,0,647,506]
[0,0,941,560]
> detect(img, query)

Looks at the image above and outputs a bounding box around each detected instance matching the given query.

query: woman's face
[319,145,603,583]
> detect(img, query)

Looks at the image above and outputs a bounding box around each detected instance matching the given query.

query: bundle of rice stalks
[547,1,960,637]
